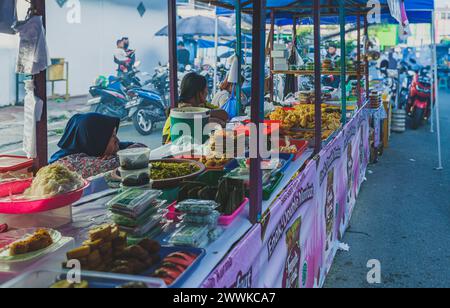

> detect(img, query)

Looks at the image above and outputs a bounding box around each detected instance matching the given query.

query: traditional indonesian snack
[153,251,198,286]
[107,189,163,218]
[183,211,220,227]
[9,229,53,256]
[24,164,84,198]
[150,162,200,181]
[175,200,219,215]
[168,225,210,248]
[50,280,89,289]
[199,156,231,169]
[64,224,161,274]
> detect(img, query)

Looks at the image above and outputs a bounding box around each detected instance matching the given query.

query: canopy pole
[31,0,48,170]
[213,14,219,95]
[364,15,370,97]
[168,0,178,108]
[340,0,347,124]
[314,0,322,154]
[236,0,242,114]
[431,11,443,170]
[293,17,298,93]
[356,13,362,107]
[249,0,266,224]
[269,10,275,102]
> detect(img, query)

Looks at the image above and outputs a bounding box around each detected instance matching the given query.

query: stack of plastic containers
[117,148,151,188]
[107,188,167,243]
[168,200,223,248]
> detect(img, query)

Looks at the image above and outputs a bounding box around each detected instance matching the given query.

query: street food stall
[0,0,433,288]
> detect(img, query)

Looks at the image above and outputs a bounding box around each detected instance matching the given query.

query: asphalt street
[325,90,450,288]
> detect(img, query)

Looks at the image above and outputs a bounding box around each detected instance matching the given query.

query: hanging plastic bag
[0,0,17,35]
[23,81,43,158]
[14,16,50,75]
[221,85,238,120]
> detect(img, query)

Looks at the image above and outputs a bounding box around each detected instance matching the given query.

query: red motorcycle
[407,69,433,129]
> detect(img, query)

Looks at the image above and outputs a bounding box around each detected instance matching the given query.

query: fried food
[9,229,53,256]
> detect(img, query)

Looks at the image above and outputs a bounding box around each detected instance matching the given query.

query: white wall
[0,0,29,107]
[46,0,169,97]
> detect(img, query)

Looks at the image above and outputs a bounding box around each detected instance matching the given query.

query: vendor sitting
[163,72,228,144]
[50,113,144,178]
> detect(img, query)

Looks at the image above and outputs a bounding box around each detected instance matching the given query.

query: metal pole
[270,10,275,102]
[249,0,266,224]
[357,14,362,107]
[213,14,219,95]
[293,17,298,93]
[236,0,242,114]
[432,11,443,170]
[340,0,347,124]
[31,0,48,170]
[168,0,178,108]
[364,15,370,98]
[314,0,322,154]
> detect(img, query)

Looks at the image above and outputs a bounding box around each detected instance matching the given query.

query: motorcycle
[88,67,167,136]
[406,67,433,129]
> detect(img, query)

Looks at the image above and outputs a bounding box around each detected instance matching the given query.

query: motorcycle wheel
[411,108,424,130]
[133,108,154,136]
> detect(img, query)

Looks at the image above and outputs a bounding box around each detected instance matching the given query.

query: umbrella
[155,15,234,37]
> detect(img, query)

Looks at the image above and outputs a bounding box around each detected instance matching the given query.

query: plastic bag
[221,86,238,120]
[0,0,17,35]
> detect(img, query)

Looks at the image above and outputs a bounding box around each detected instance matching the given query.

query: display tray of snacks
[0,178,89,215]
[149,159,206,189]
[175,155,236,172]
[0,228,62,262]
[1,269,166,289]
[277,138,309,161]
[113,159,206,190]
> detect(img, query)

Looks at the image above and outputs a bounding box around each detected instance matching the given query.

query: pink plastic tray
[218,198,249,226]
[166,198,249,227]
[0,179,89,215]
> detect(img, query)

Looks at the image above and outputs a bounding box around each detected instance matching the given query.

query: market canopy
[155,15,234,37]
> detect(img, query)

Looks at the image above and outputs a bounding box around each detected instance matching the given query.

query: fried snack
[9,229,53,256]
[50,280,89,289]
[66,246,91,260]
[89,224,112,241]
[24,164,84,198]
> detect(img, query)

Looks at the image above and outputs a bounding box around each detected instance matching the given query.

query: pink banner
[201,109,371,288]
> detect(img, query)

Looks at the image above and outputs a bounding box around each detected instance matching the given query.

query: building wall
[46,0,169,97]
[436,7,450,42]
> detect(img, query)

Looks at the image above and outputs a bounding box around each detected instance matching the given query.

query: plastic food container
[0,155,33,183]
[107,189,162,218]
[168,225,210,248]
[119,167,150,187]
[117,148,150,170]
[1,269,166,289]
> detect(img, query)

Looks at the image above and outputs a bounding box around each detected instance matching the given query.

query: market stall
[0,0,412,289]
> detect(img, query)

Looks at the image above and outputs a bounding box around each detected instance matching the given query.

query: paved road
[325,90,450,288]
[0,96,164,157]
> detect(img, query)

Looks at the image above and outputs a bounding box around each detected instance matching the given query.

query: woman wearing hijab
[50,113,143,178]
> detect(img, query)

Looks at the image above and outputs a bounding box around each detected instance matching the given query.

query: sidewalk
[325,90,450,288]
[0,96,90,153]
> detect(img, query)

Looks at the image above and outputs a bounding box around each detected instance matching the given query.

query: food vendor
[162,72,228,144]
[49,113,144,178]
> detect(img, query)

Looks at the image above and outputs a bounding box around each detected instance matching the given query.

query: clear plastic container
[183,211,220,227]
[119,212,167,237]
[118,148,151,170]
[168,225,210,248]
[107,189,162,218]
[111,200,167,227]
[175,200,219,215]
[119,167,150,187]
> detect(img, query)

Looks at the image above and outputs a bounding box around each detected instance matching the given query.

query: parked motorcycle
[88,68,167,136]
[406,67,433,129]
